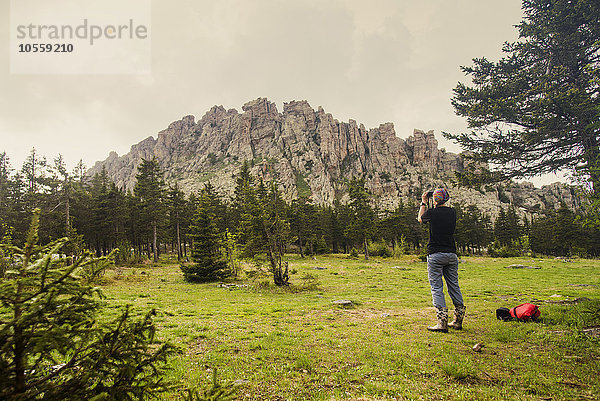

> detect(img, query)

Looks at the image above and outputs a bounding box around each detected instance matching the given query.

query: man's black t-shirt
[421,206,457,255]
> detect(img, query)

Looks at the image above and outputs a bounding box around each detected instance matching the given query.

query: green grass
[97,255,600,400]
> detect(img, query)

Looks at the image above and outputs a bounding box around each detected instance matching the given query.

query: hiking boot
[427,307,448,333]
[448,305,466,330]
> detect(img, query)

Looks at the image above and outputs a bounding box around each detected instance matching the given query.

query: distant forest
[1,150,600,264]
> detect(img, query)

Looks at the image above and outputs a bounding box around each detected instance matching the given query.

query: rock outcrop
[88,97,581,218]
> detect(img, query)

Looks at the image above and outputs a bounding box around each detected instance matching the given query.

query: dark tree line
[1,151,599,266]
[529,206,600,256]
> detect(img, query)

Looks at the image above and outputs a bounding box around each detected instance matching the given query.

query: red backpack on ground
[496,303,541,322]
[510,303,541,321]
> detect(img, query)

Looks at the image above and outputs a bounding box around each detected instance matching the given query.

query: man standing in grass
[417,188,466,332]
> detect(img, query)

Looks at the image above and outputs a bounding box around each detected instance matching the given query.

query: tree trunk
[583,139,600,196]
[298,232,304,258]
[14,281,25,394]
[176,213,182,261]
[65,196,72,265]
[363,237,369,260]
[153,221,158,263]
[65,197,70,234]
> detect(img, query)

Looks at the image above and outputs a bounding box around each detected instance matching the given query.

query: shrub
[113,240,147,266]
[368,240,392,257]
[487,239,527,257]
[299,273,320,291]
[312,235,330,255]
[392,235,410,257]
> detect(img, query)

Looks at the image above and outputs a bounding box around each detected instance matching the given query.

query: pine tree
[455,204,492,254]
[232,161,255,231]
[0,210,173,400]
[167,184,186,261]
[379,201,420,252]
[236,174,291,286]
[0,152,14,232]
[19,149,55,241]
[289,197,318,258]
[53,155,71,236]
[494,207,521,247]
[446,0,600,194]
[530,206,589,256]
[199,182,228,233]
[181,193,230,282]
[320,205,342,253]
[180,192,200,259]
[87,168,113,256]
[20,148,47,196]
[260,182,291,285]
[134,159,165,263]
[334,201,352,253]
[345,178,375,259]
[529,213,554,255]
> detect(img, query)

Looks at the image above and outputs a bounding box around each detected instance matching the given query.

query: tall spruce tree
[232,161,255,231]
[134,158,165,263]
[236,175,291,286]
[167,183,186,261]
[260,182,291,285]
[88,169,113,256]
[334,200,352,253]
[200,182,228,233]
[455,204,492,254]
[321,205,343,253]
[345,178,375,259]
[446,0,600,195]
[494,206,522,247]
[0,153,14,233]
[181,193,230,282]
[20,148,47,196]
[289,196,318,258]
[52,155,72,237]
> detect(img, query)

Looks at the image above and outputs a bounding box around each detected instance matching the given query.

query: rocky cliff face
[88,97,581,218]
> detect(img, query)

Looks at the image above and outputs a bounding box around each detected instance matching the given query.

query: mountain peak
[89,98,580,216]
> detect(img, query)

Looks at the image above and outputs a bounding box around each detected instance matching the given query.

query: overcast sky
[0,0,566,186]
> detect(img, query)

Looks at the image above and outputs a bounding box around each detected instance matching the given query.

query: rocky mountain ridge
[89,97,581,218]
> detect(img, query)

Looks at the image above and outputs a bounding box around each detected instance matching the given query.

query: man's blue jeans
[427,252,464,308]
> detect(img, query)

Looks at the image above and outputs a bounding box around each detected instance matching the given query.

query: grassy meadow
[97,254,600,400]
